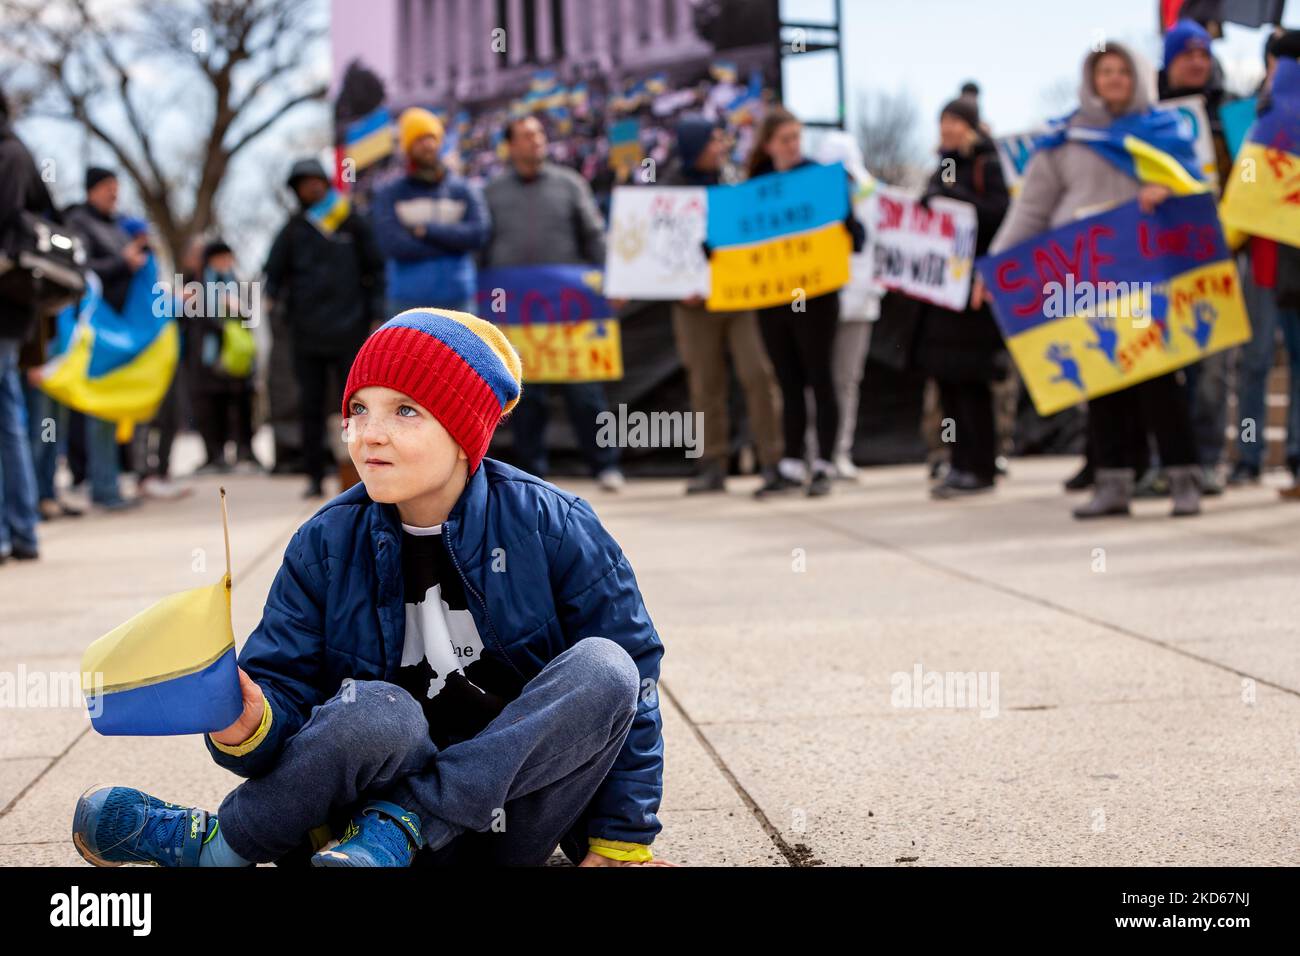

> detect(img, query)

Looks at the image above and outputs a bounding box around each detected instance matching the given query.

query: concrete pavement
[3,440,1299,866]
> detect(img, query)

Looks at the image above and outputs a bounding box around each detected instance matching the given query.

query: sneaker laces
[356,810,415,861]
[99,790,189,860]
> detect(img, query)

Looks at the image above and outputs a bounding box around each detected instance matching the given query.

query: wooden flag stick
[219,486,232,590]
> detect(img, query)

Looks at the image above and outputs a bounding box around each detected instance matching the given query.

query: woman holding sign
[986,42,1204,520]
[915,98,1011,499]
[746,107,865,498]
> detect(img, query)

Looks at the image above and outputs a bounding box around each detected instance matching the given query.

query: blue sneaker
[73,785,210,867]
[311,800,421,867]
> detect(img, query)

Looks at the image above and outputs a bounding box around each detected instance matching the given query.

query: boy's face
[344,385,467,508]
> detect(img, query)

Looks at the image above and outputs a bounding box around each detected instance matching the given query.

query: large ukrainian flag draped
[1030,107,1210,197]
[40,254,178,443]
[82,489,242,736]
[1221,57,1300,247]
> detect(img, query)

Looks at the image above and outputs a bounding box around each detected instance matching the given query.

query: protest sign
[975,192,1250,416]
[1221,59,1300,247]
[476,264,622,383]
[1219,96,1257,159]
[1159,95,1219,191]
[704,162,851,310]
[867,184,977,311]
[605,186,710,300]
[994,130,1042,197]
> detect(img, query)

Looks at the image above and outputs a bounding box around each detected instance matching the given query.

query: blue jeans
[23,382,64,502]
[216,637,640,866]
[0,339,39,553]
[1236,265,1300,469]
[510,381,620,478]
[85,413,124,505]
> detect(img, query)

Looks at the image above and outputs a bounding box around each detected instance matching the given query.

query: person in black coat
[913,99,1011,498]
[263,159,385,497]
[0,88,57,559]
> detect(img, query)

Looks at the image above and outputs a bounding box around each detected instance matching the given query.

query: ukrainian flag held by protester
[1221,57,1300,247]
[344,107,394,172]
[1030,106,1209,197]
[81,490,243,736]
[40,254,178,443]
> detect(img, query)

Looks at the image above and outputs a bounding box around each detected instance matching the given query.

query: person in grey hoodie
[987,42,1202,520]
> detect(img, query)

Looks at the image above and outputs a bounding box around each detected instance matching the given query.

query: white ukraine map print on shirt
[399,523,485,700]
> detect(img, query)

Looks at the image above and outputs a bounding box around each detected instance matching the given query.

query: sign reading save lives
[975,192,1250,417]
[476,264,622,383]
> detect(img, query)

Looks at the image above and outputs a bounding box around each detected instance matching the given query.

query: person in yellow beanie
[398,107,444,156]
[372,108,490,314]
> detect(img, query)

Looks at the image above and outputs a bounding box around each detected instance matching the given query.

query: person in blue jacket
[72,308,671,868]
[371,109,490,314]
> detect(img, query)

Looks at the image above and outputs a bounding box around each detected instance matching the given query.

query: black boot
[686,459,726,495]
[1063,460,1094,491]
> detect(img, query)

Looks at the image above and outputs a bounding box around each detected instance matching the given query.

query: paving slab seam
[658,680,807,866]
[798,511,1300,700]
[0,495,320,824]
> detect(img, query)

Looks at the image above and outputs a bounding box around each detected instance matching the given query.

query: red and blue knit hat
[342,308,523,472]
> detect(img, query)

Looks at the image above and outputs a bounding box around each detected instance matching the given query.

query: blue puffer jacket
[370,171,490,308]
[205,458,664,845]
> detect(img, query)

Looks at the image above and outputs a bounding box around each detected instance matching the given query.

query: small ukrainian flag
[81,489,243,736]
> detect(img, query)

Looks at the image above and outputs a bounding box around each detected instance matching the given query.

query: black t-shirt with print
[395,523,522,749]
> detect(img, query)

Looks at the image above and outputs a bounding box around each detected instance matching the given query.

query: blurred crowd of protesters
[3,19,1300,566]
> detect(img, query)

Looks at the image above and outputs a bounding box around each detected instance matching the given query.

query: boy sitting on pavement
[73,309,669,867]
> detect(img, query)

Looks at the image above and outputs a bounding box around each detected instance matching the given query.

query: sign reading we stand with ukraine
[975,192,1250,417]
[704,162,852,311]
[475,264,622,384]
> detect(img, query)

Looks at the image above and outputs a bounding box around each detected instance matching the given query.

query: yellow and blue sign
[705,162,851,311]
[42,255,179,443]
[976,192,1251,416]
[1221,58,1300,247]
[476,264,621,383]
[82,489,242,736]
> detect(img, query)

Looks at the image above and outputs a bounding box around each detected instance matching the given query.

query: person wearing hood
[665,114,782,495]
[915,98,1011,499]
[988,42,1205,520]
[814,130,882,481]
[1159,18,1235,496]
[263,158,385,498]
[371,108,490,314]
